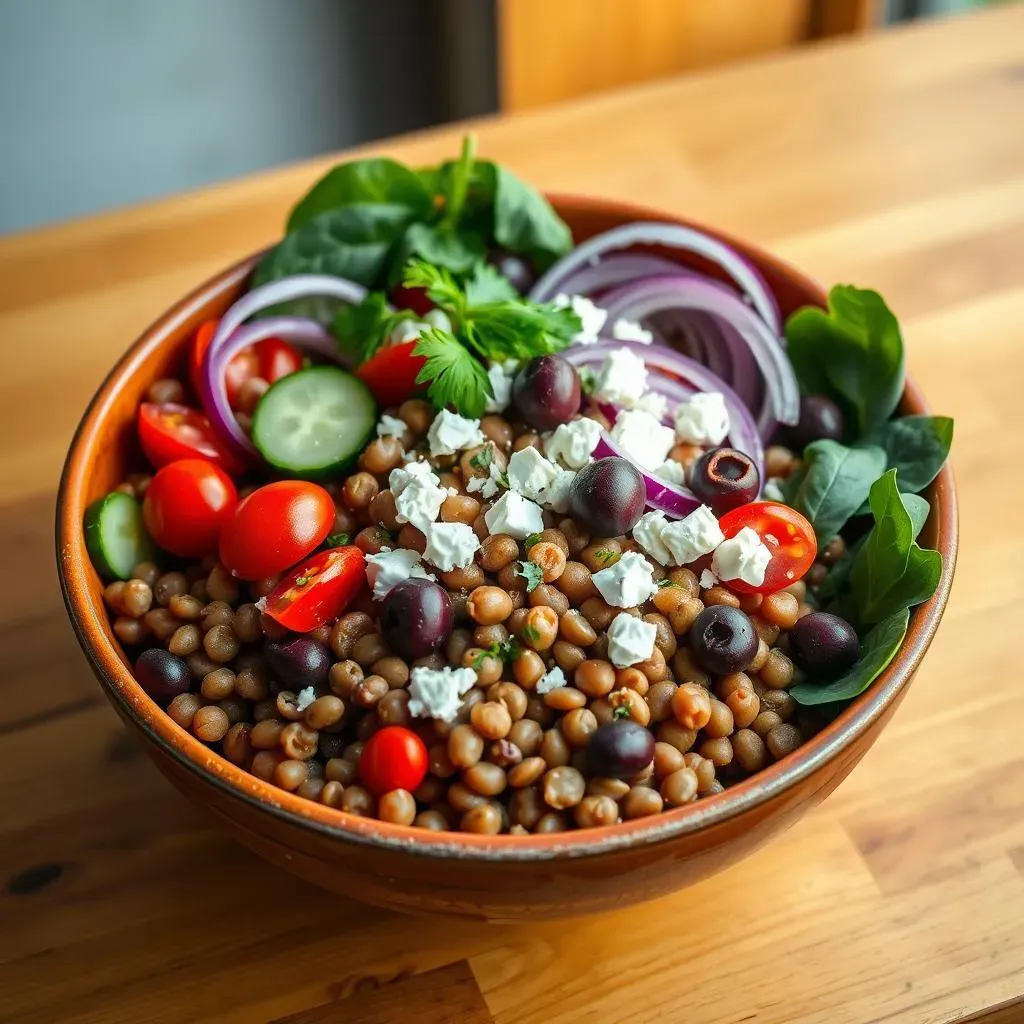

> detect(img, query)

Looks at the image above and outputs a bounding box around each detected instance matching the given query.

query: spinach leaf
[790,608,909,706]
[785,440,887,543]
[287,158,434,232]
[490,165,573,268]
[871,415,953,493]
[332,292,415,364]
[465,262,518,305]
[390,222,485,280]
[785,286,905,437]
[254,205,414,288]
[850,470,942,626]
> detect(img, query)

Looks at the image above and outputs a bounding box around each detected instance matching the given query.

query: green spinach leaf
[871,415,953,493]
[465,262,519,305]
[785,286,905,437]
[390,222,485,280]
[490,165,573,268]
[785,440,887,543]
[850,470,941,626]
[287,158,434,232]
[254,205,414,288]
[790,608,909,706]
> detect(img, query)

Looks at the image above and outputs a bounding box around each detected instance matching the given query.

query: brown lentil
[467,585,513,625]
[166,692,202,729]
[192,705,230,743]
[732,729,768,772]
[556,561,596,604]
[575,794,619,828]
[341,785,375,817]
[623,786,664,818]
[766,723,802,760]
[201,667,236,701]
[661,767,699,806]
[543,766,586,809]
[575,659,615,698]
[761,649,795,690]
[672,682,712,730]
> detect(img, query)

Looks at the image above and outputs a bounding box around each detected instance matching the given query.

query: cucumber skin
[84,492,155,580]
[251,368,378,480]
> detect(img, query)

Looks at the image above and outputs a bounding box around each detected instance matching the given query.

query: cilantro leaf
[515,560,545,593]
[470,445,494,471]
[413,328,492,418]
[465,262,518,305]
[402,261,467,318]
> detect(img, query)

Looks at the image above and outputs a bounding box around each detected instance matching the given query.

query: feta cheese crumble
[545,417,602,470]
[426,409,485,457]
[423,522,481,571]
[507,446,561,503]
[484,490,545,540]
[390,462,448,533]
[611,317,654,344]
[553,293,608,345]
[484,361,516,414]
[593,347,649,407]
[466,460,504,500]
[538,466,576,513]
[295,686,316,712]
[376,414,408,439]
[365,547,435,600]
[654,459,686,485]
[535,666,566,695]
[674,392,730,446]
[408,665,478,722]
[610,409,675,471]
[607,613,658,668]
[634,392,668,420]
[660,505,725,566]
[592,551,658,608]
[700,568,719,590]
[712,526,772,587]
[632,509,673,565]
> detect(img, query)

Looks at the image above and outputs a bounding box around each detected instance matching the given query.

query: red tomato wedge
[264,546,366,632]
[718,501,817,594]
[359,726,429,795]
[189,319,303,408]
[138,403,242,473]
[356,341,426,408]
[390,284,434,317]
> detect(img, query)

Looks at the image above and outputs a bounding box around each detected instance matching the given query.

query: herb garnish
[523,532,543,551]
[323,532,350,549]
[470,445,494,471]
[515,561,545,593]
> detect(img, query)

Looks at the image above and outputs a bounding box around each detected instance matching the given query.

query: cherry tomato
[143,459,238,558]
[359,726,428,796]
[718,501,817,594]
[356,341,426,408]
[138,403,242,473]
[265,546,367,632]
[390,284,434,317]
[189,319,302,408]
[218,480,334,580]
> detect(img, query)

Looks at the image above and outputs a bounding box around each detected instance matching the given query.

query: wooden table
[1,5,1021,1021]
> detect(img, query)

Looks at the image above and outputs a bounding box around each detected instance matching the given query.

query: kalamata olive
[487,249,535,295]
[689,605,759,676]
[512,355,581,431]
[788,612,860,679]
[135,648,191,703]
[380,578,454,661]
[587,720,656,779]
[265,636,331,690]
[785,395,845,450]
[569,457,646,537]
[689,447,761,514]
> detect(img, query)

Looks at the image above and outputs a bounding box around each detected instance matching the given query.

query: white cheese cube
[660,505,725,566]
[544,417,603,470]
[553,293,608,345]
[535,666,566,695]
[611,318,654,344]
[594,347,649,408]
[408,665,478,722]
[376,414,408,439]
[674,392,730,446]
[632,510,673,565]
[427,409,485,457]
[483,490,545,540]
[422,522,481,571]
[610,409,675,471]
[711,526,772,587]
[607,613,658,668]
[365,547,436,600]
[591,551,658,608]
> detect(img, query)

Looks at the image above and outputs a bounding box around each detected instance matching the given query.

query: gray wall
[0,0,442,235]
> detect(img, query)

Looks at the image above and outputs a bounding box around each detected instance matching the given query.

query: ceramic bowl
[56,196,957,920]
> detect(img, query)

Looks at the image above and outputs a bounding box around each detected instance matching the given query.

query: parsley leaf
[515,560,545,593]
[612,705,631,720]
[523,532,543,551]
[469,445,494,471]
[413,328,493,418]
[332,292,415,363]
[323,532,350,549]
[465,262,518,305]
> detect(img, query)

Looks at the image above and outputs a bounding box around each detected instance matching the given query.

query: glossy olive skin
[785,395,845,451]
[689,605,759,675]
[381,578,454,661]
[788,612,860,679]
[689,447,761,514]
[588,720,656,779]
[487,250,536,295]
[569,457,647,537]
[265,636,331,690]
[512,355,581,431]
[136,648,191,703]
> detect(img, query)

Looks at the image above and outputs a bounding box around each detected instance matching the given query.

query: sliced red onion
[210,274,366,362]
[594,435,700,519]
[596,276,797,434]
[543,253,699,300]
[564,340,764,477]
[198,316,338,462]
[530,222,780,332]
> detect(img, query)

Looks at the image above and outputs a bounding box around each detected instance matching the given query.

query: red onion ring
[544,253,701,300]
[596,276,797,435]
[594,435,700,519]
[530,222,780,332]
[198,316,338,462]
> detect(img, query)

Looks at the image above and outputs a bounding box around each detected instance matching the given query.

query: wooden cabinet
[498,0,875,112]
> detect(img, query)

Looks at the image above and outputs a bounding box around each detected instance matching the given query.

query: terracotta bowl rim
[56,193,958,862]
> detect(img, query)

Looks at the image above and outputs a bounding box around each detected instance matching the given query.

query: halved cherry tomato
[359,726,428,796]
[390,284,434,317]
[356,341,426,408]
[718,501,817,594]
[138,403,242,473]
[218,480,334,580]
[142,459,238,558]
[189,319,302,408]
[264,546,366,632]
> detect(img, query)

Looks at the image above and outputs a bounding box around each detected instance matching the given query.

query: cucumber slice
[252,365,377,477]
[84,492,157,580]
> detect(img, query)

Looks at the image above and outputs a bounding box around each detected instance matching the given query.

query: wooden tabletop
[1,6,1022,1022]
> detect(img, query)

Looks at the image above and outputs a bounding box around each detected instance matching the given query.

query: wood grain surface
[1,5,1022,1021]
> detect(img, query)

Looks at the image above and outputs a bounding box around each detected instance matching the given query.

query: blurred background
[0,0,1009,236]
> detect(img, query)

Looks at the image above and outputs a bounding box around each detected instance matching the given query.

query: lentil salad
[84,138,952,835]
